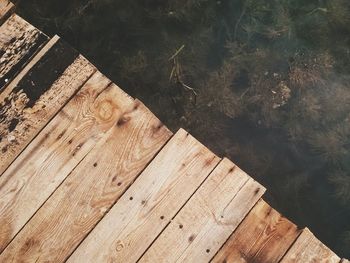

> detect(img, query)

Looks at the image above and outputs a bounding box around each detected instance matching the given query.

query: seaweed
[329,169,350,205]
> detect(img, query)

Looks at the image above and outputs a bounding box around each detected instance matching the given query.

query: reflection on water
[16,0,350,257]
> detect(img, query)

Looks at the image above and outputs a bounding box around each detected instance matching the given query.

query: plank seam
[209,198,266,262]
[173,175,252,262]
[0,141,93,255]
[0,35,59,100]
[0,66,97,177]
[277,227,305,263]
[0,1,14,26]
[0,14,49,93]
[64,129,175,262]
[135,156,223,263]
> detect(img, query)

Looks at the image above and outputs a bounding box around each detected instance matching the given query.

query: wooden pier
[0,2,348,262]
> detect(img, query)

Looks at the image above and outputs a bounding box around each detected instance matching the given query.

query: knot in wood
[115,240,124,252]
[97,100,115,121]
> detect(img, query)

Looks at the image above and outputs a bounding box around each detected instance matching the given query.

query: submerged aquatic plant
[329,170,350,205]
[309,125,349,165]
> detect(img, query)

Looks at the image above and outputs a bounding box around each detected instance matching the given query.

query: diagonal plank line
[64,128,174,262]
[136,156,222,263]
[0,66,96,177]
[0,144,90,254]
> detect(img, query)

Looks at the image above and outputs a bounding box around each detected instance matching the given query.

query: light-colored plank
[140,158,265,263]
[280,228,340,263]
[68,129,220,263]
[0,100,172,262]
[0,14,48,90]
[0,0,14,25]
[212,199,300,263]
[0,71,133,252]
[0,36,96,175]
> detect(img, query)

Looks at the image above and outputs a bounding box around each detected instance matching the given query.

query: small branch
[307,7,328,16]
[234,2,247,41]
[180,81,198,97]
[240,87,250,99]
[168,45,198,104]
[169,45,185,61]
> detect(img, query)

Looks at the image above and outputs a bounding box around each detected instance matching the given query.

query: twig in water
[168,45,198,103]
[169,44,185,60]
[307,7,328,16]
[234,1,247,41]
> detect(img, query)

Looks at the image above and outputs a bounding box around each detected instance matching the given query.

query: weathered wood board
[0,0,14,25]
[0,71,134,252]
[139,158,265,263]
[67,129,220,263]
[0,100,172,262]
[0,14,48,91]
[212,199,301,263]
[0,36,96,175]
[280,228,341,263]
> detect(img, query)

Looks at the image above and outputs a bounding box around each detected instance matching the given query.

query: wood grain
[67,128,220,263]
[0,36,96,175]
[0,0,14,25]
[0,14,48,90]
[0,71,133,252]
[0,100,172,263]
[0,35,58,100]
[212,199,300,263]
[280,228,340,263]
[140,158,265,263]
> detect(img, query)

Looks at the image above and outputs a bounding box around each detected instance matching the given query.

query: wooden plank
[0,0,14,25]
[0,35,58,100]
[67,129,220,263]
[280,228,340,263]
[0,36,96,175]
[0,101,172,262]
[139,158,265,263]
[0,14,49,90]
[212,199,301,263]
[0,71,134,252]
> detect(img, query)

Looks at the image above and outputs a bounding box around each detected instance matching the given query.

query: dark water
[15,0,350,257]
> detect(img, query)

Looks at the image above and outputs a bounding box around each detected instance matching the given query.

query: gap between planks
[211,199,301,263]
[0,0,14,25]
[139,158,265,263]
[0,98,172,262]
[0,14,49,91]
[0,35,96,175]
[0,71,134,252]
[280,228,341,263]
[67,129,220,263]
